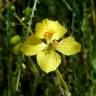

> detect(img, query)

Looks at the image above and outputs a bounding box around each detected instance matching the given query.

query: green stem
[56,69,68,91]
[27,0,38,34]
[61,0,72,11]
[90,0,96,33]
[15,54,24,92]
[28,57,39,74]
[14,14,33,33]
[56,69,71,96]
[28,57,39,96]
[16,67,21,91]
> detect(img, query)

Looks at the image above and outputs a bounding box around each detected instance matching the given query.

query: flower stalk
[56,69,71,96]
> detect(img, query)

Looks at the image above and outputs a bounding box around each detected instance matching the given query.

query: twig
[16,67,21,91]
[15,14,29,30]
[27,0,38,34]
[61,0,72,11]
[90,0,96,33]
[56,69,71,96]
[14,13,33,34]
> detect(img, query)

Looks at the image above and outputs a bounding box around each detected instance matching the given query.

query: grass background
[0,0,96,96]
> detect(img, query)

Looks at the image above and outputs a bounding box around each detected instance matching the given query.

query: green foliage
[0,0,96,96]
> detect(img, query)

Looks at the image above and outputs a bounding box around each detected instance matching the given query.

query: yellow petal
[37,50,61,73]
[21,35,46,56]
[56,36,81,56]
[35,19,67,40]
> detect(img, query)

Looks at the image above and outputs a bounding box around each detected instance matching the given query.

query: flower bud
[13,43,22,55]
[10,35,21,44]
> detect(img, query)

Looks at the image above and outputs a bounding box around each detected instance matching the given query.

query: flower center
[44,32,53,39]
[43,32,59,53]
[43,40,59,54]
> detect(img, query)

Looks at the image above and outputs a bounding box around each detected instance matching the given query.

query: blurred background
[0,0,96,96]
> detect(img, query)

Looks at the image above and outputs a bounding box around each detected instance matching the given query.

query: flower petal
[21,35,46,56]
[56,36,81,55]
[35,19,67,40]
[37,50,61,73]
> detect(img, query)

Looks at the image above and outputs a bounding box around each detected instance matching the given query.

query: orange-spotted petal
[35,19,67,40]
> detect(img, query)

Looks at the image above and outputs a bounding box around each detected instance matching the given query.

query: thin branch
[56,69,71,96]
[14,14,33,33]
[27,0,38,34]
[90,0,96,33]
[61,0,72,11]
[16,67,21,91]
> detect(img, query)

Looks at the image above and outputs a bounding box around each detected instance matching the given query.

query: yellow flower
[21,19,81,73]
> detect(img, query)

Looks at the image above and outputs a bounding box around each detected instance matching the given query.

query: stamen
[52,40,59,48]
[44,32,53,39]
